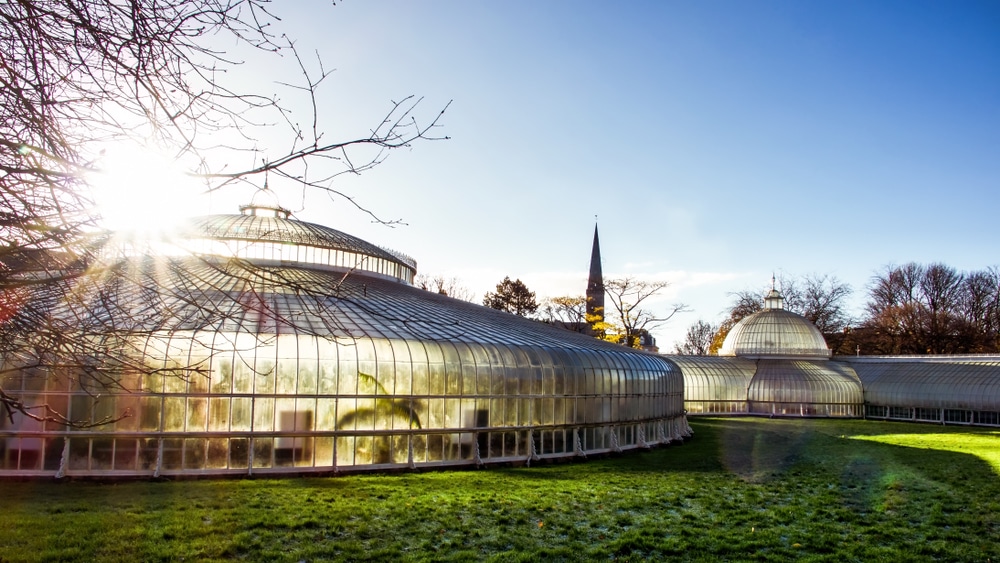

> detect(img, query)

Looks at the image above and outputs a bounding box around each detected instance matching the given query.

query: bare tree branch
[603,276,688,349]
[0,1,449,425]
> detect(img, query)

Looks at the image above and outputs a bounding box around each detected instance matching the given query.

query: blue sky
[196,1,1000,349]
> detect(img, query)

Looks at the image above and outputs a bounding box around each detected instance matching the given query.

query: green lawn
[3,418,999,562]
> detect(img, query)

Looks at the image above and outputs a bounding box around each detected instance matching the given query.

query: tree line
[855,263,1000,354]
[473,275,685,351]
[675,263,1000,356]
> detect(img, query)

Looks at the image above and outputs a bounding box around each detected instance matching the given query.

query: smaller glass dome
[719,289,830,358]
[173,197,417,284]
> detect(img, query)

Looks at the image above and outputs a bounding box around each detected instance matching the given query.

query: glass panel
[186,398,208,431]
[252,438,273,468]
[317,339,338,394]
[162,397,185,431]
[232,348,253,394]
[162,438,183,470]
[43,438,65,471]
[229,438,249,469]
[314,437,334,468]
[231,397,252,431]
[254,358,276,394]
[140,439,158,471]
[276,358,298,396]
[253,398,275,431]
[139,396,162,431]
[205,438,229,469]
[114,439,138,471]
[184,438,206,469]
[209,398,230,431]
[316,398,337,431]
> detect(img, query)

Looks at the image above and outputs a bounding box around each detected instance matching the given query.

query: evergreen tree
[483,277,539,317]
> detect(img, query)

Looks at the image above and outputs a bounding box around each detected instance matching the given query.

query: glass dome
[718,290,830,358]
[674,287,858,418]
[177,204,417,284]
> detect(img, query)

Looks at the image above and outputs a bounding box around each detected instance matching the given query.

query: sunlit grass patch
[849,431,1000,473]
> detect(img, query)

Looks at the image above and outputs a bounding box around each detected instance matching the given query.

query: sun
[89,143,205,234]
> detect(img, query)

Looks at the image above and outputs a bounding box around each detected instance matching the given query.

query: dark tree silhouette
[414,274,475,302]
[857,262,1000,354]
[709,289,763,354]
[539,296,588,329]
[483,277,539,317]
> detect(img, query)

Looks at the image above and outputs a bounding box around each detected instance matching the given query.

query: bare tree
[958,268,1000,351]
[794,274,853,334]
[414,274,475,302]
[603,277,687,349]
[709,289,762,354]
[861,263,931,353]
[674,320,717,356]
[0,1,448,425]
[856,262,1000,354]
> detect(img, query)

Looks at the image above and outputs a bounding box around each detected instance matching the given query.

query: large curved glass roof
[185,214,393,259]
[54,255,672,354]
[172,205,417,284]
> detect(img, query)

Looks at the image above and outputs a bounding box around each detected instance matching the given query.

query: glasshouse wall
[671,356,863,417]
[0,331,689,477]
[845,357,1000,427]
[746,360,863,417]
[668,356,755,415]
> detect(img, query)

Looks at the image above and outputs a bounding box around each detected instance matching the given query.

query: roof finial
[764,273,784,310]
[241,175,291,219]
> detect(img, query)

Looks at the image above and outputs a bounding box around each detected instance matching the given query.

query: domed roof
[173,198,417,284]
[719,290,830,358]
[186,213,405,262]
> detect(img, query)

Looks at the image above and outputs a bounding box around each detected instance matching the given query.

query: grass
[2,417,999,562]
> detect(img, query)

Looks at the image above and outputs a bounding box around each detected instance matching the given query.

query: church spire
[586,223,605,323]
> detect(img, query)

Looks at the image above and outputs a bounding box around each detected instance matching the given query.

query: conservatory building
[672,288,865,417]
[671,286,1000,426]
[0,198,690,477]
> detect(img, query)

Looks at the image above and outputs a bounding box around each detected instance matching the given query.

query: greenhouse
[0,199,690,477]
[671,285,1000,424]
[672,288,865,417]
